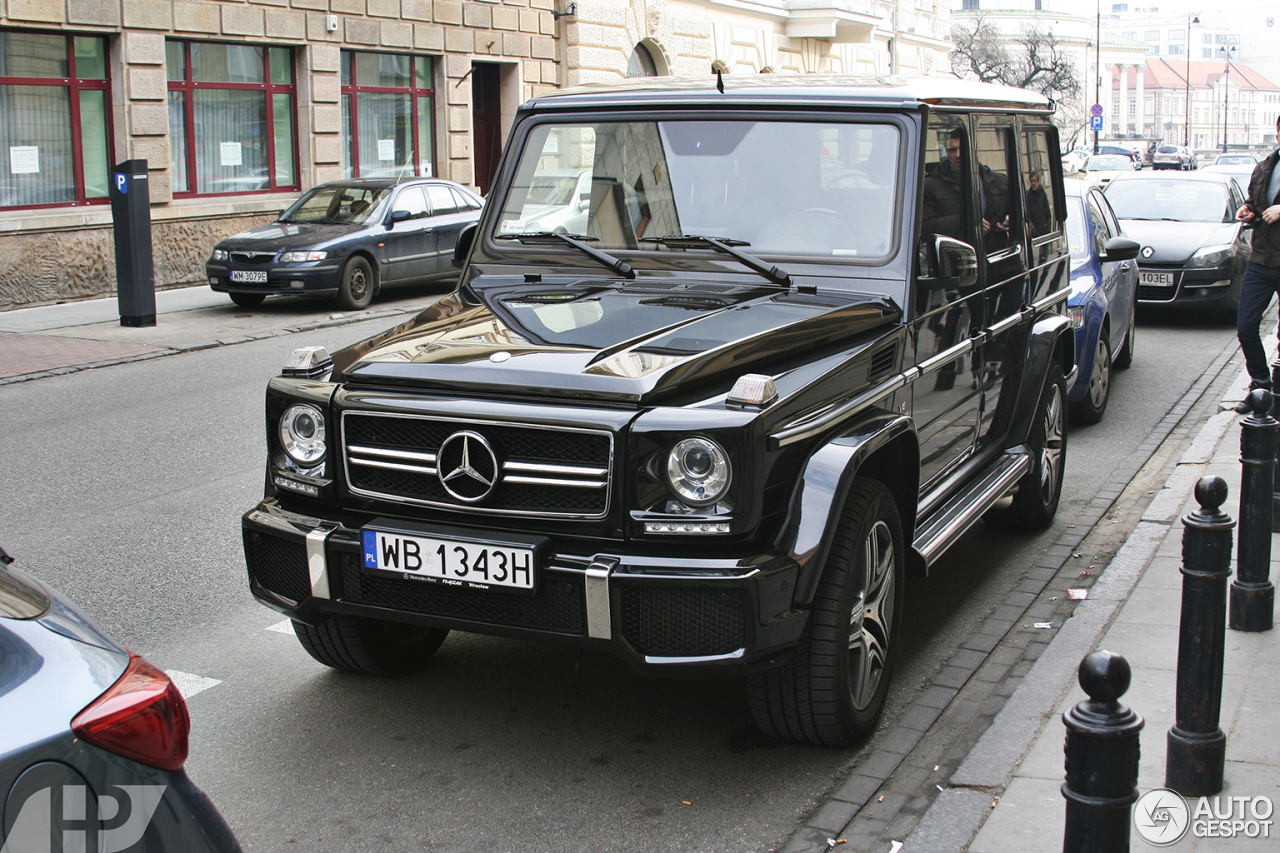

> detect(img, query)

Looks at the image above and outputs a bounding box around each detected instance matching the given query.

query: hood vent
[869,344,898,384]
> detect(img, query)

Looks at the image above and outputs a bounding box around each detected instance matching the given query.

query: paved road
[0,300,1241,852]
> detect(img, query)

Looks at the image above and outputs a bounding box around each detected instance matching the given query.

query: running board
[912,450,1032,571]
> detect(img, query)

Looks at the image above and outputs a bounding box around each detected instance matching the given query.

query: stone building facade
[0,0,951,310]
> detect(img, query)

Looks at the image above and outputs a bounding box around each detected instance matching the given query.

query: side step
[912,449,1031,571]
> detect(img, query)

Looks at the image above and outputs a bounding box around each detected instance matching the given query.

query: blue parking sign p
[1090,115,1104,132]
[115,172,128,194]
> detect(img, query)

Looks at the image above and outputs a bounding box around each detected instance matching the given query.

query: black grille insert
[620,585,746,656]
[244,530,311,604]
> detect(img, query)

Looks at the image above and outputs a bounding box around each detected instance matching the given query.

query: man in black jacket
[1233,116,1280,412]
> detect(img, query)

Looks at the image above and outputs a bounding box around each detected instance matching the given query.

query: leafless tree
[951,14,1084,143]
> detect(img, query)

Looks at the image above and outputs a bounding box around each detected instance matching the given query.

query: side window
[426,184,460,215]
[391,186,428,219]
[1085,193,1110,257]
[921,117,977,247]
[973,127,1020,258]
[1022,129,1059,240]
[451,187,481,211]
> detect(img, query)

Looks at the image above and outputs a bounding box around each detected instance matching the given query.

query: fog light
[208,277,218,285]
[644,521,731,535]
[290,280,305,289]
[274,474,320,497]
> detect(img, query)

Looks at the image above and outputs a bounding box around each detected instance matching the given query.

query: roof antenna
[714,65,724,94]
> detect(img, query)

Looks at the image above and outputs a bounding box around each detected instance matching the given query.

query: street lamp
[1185,13,1199,146]
[1094,0,1102,154]
[1219,42,1238,152]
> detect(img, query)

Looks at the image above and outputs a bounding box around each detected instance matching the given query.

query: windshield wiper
[497,231,634,279]
[639,235,791,287]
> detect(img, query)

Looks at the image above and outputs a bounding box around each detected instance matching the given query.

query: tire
[337,257,374,311]
[293,615,448,676]
[1070,332,1111,425]
[1113,303,1136,370]
[991,361,1067,530]
[230,292,265,308]
[748,478,903,746]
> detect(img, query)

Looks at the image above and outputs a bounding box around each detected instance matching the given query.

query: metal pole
[1063,650,1144,853]
[1165,475,1233,797]
[1095,0,1101,154]
[1185,14,1194,146]
[1232,389,1277,631]
[1223,52,1230,152]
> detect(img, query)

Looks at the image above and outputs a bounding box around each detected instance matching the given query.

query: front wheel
[748,478,903,746]
[990,361,1067,530]
[230,292,265,308]
[1113,303,1136,370]
[337,257,374,311]
[1070,333,1111,425]
[293,615,448,676]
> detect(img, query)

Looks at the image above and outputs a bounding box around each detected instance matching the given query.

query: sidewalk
[906,384,1280,850]
[0,285,446,383]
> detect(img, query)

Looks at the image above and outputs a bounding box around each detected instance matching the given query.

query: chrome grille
[230,251,276,265]
[343,412,613,518]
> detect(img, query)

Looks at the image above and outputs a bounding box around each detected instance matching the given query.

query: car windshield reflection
[494,120,901,261]
[1105,180,1232,223]
[281,186,390,225]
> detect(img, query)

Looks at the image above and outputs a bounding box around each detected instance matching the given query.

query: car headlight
[280,250,327,263]
[279,404,326,465]
[1187,245,1232,269]
[211,249,228,261]
[665,438,731,506]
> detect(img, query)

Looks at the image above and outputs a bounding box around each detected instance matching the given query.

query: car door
[913,114,984,489]
[379,185,435,282]
[1090,188,1137,357]
[422,184,470,277]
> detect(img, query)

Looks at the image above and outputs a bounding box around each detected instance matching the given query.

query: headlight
[665,438,731,506]
[1187,245,1232,269]
[279,404,326,465]
[280,250,327,263]
[211,249,228,261]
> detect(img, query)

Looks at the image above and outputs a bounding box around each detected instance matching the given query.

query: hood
[219,220,365,251]
[330,277,900,405]
[1115,219,1238,263]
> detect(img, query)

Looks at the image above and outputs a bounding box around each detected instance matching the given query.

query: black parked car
[241,76,1075,746]
[206,178,483,310]
[1103,171,1249,312]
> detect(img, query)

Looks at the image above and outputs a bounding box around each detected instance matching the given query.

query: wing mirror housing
[918,235,978,290]
[386,209,413,229]
[1101,236,1140,263]
[453,223,477,268]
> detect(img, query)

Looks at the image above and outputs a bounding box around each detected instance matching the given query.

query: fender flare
[1007,313,1074,445]
[774,411,917,609]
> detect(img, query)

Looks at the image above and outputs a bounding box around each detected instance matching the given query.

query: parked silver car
[1152,144,1197,171]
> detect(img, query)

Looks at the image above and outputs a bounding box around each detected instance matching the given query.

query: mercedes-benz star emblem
[1141,246,1155,258]
[437,431,499,502]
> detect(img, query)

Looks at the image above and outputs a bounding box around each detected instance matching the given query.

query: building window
[1203,48,1215,58]
[1170,44,1185,55]
[167,41,298,196]
[1144,30,1160,41]
[1169,29,1184,40]
[0,31,112,209]
[340,50,436,180]
[627,43,658,78]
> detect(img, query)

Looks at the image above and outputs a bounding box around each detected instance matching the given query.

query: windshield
[1157,146,1180,154]
[1105,180,1232,223]
[1089,156,1132,171]
[282,185,390,224]
[1066,197,1088,261]
[494,120,901,262]
[1215,155,1254,166]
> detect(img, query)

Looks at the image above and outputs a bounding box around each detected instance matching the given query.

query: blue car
[1063,182,1141,424]
[0,546,241,852]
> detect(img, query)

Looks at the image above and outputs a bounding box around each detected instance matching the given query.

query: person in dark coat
[1233,115,1280,413]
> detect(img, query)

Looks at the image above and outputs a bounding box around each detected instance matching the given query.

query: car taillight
[71,653,190,772]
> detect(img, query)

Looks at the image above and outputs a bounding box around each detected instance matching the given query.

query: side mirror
[453,223,477,269]
[1101,236,1140,263]
[918,235,978,290]
[386,209,412,229]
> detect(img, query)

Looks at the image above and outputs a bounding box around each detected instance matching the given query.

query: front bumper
[206,261,343,297]
[242,499,807,674]
[1136,264,1238,307]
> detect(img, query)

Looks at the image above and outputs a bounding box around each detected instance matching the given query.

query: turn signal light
[72,653,190,772]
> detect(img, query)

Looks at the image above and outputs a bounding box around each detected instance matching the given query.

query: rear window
[0,563,50,620]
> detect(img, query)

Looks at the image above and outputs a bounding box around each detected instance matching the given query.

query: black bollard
[1062,650,1144,853]
[1270,360,1280,532]
[1233,389,1276,631]
[1166,476,1233,797]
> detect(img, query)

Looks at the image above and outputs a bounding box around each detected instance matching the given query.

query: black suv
[242,75,1074,746]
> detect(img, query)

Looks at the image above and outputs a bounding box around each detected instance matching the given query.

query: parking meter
[110,159,156,327]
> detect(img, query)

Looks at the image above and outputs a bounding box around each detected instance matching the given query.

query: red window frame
[167,40,300,198]
[340,50,437,179]
[0,30,113,211]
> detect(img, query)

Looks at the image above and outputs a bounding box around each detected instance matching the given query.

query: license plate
[231,270,267,283]
[361,529,535,593]
[1140,271,1173,285]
